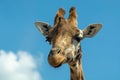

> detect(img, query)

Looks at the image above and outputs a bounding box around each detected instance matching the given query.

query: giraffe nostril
[49,50,55,56]
[49,48,62,56]
[57,49,61,54]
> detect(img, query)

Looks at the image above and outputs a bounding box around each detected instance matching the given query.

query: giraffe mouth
[48,53,66,68]
[53,62,63,68]
[53,58,66,68]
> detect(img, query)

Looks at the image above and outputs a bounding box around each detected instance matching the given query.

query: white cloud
[0,50,42,80]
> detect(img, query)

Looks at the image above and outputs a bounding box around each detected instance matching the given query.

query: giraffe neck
[69,61,84,80]
[68,45,84,80]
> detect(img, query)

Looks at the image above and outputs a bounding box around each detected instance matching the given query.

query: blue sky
[0,0,120,80]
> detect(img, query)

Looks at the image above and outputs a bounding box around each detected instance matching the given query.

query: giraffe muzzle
[48,48,66,68]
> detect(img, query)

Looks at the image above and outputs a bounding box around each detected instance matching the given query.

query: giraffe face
[35,7,102,68]
[47,19,82,67]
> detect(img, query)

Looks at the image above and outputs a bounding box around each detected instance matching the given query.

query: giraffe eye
[46,37,51,44]
[74,37,81,42]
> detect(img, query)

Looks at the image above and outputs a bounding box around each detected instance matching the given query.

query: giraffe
[35,7,102,80]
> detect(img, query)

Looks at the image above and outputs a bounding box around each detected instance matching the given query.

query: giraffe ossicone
[35,7,102,80]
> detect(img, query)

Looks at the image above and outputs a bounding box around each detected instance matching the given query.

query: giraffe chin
[48,54,66,68]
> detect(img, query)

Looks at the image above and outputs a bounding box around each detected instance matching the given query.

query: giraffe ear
[83,24,102,38]
[35,22,52,36]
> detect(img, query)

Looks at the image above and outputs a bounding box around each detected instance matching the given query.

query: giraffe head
[35,7,102,68]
